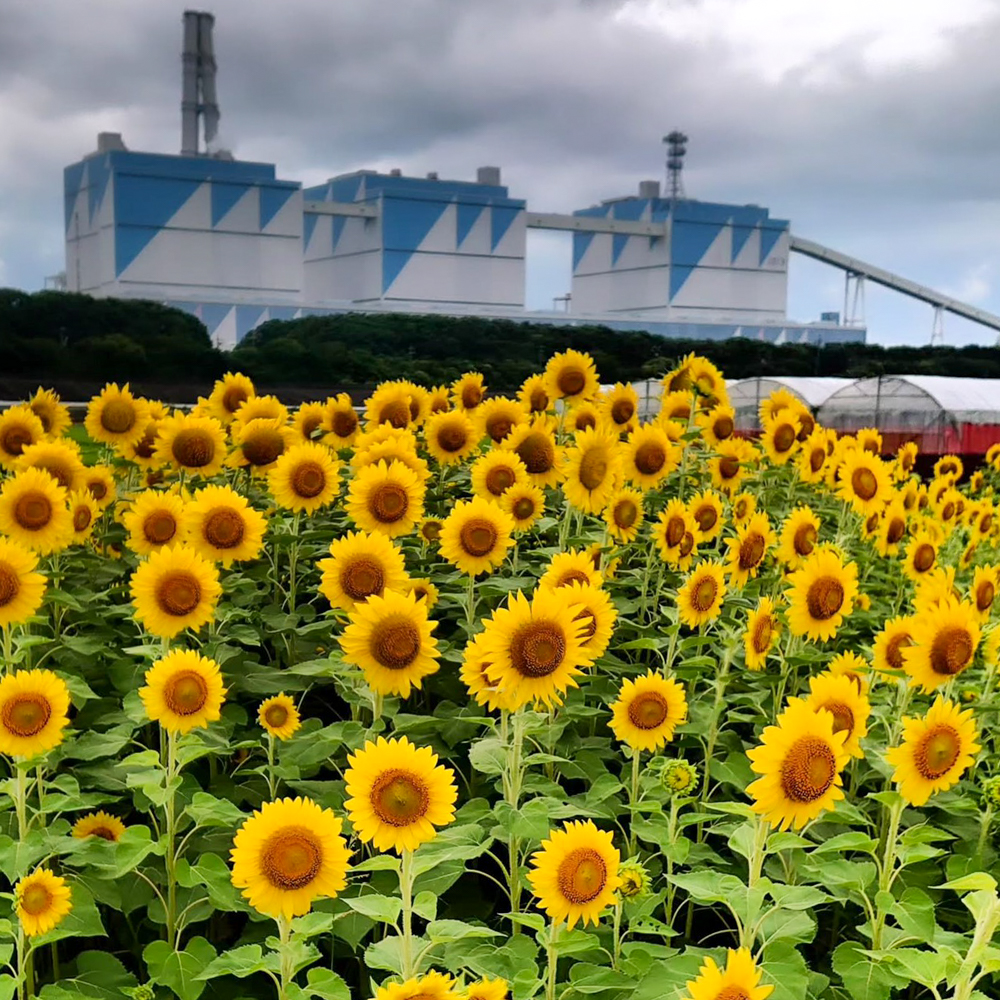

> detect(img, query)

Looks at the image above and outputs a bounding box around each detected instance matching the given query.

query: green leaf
[938,873,998,893]
[832,941,907,1000]
[811,832,878,855]
[568,963,637,994]
[144,936,217,1000]
[197,945,279,980]
[469,738,507,776]
[767,884,829,910]
[184,792,247,829]
[426,919,501,944]
[342,894,401,924]
[287,969,351,1000]
[885,948,950,989]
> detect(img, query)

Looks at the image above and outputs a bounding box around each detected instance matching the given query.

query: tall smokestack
[181,11,221,156]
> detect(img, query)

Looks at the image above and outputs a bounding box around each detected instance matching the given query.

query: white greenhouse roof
[727,377,852,409]
[817,376,1000,426]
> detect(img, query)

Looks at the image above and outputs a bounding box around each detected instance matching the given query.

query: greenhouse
[726,377,852,432]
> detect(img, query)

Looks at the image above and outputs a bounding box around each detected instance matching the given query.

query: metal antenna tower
[663,131,688,200]
[181,11,221,156]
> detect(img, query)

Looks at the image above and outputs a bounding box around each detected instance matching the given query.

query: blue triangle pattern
[269,306,298,322]
[612,233,629,266]
[64,162,86,231]
[457,203,484,247]
[200,304,233,336]
[382,199,450,291]
[491,206,520,251]
[115,177,202,275]
[759,225,785,266]
[612,200,646,221]
[260,186,296,230]
[333,216,346,250]
[731,224,755,263]
[236,305,266,342]
[383,250,414,293]
[573,232,595,270]
[87,155,111,225]
[670,263,696,300]
[671,218,725,267]
[303,212,318,251]
[212,182,252,226]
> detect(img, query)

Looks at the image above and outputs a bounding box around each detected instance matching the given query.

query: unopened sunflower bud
[981,775,1000,809]
[617,861,650,900]
[661,759,699,796]
[123,987,156,1000]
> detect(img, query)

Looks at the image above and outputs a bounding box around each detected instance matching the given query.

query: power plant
[61,11,1000,350]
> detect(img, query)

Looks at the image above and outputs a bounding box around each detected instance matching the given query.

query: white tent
[727,377,852,431]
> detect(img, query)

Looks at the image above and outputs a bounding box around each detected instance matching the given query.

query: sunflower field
[0,353,1000,1000]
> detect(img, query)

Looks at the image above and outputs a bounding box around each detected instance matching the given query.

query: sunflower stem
[544,921,560,1000]
[872,796,905,949]
[628,750,642,857]
[14,764,28,840]
[505,709,527,932]
[399,848,416,979]
[277,914,294,1000]
[664,796,680,926]
[164,729,179,947]
[15,928,26,1000]
[2,625,14,675]
[465,574,478,633]
[266,734,278,801]
[746,813,769,890]
[287,513,301,614]
[977,804,994,863]
[612,901,623,971]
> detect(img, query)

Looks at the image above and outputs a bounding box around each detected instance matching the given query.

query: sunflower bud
[617,861,651,900]
[661,759,699,796]
[981,775,1000,809]
[123,987,156,1000]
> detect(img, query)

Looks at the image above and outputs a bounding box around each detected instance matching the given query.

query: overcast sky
[3,0,1000,346]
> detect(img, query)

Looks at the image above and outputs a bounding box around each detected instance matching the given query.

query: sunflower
[499,483,546,533]
[323,393,360,447]
[604,488,645,544]
[744,597,780,671]
[475,397,527,445]
[67,490,99,544]
[438,497,515,577]
[267,442,341,514]
[451,372,486,412]
[344,736,457,853]
[27,388,71,439]
[419,518,444,544]
[84,383,148,447]
[837,450,892,515]
[354,438,431,484]
[181,485,267,567]
[803,674,870,758]
[140,649,226,733]
[913,567,959,618]
[15,439,85,493]
[697,403,736,448]
[232,394,289,432]
[0,538,46,629]
[544,350,599,403]
[120,410,167,469]
[425,411,478,466]
[231,796,351,918]
[425,385,450,416]
[599,383,639,434]
[404,577,439,609]
[153,412,228,478]
[874,499,908,557]
[339,590,440,698]
[16,869,72,938]
[122,490,187,556]
[621,424,678,490]
[609,672,687,751]
[539,550,603,590]
[677,561,727,628]
[503,417,564,488]
[894,441,918,480]
[886,697,980,806]
[519,374,551,415]
[797,429,832,484]
[872,616,916,678]
[206,372,256,425]
[746,698,850,830]
[258,693,301,741]
[761,410,801,466]
[0,669,70,759]
[0,406,45,469]
[0,467,72,555]
[347,460,425,539]
[461,631,516,713]
[527,820,621,929]
[681,948,774,1000]
[971,566,998,621]
[659,389,694,425]
[229,417,297,476]
[785,547,858,641]
[376,972,458,1000]
[130,545,222,638]
[901,599,980,692]
[563,426,622,514]
[725,513,775,588]
[559,580,617,659]
[463,978,508,1000]
[731,492,756,526]
[687,490,724,544]
[480,588,594,709]
[291,401,327,444]
[319,530,408,612]
[708,439,757,494]
[903,529,939,582]
[689,355,728,408]
[566,401,600,434]
[776,507,820,569]
[470,450,529,501]
[934,454,963,482]
[72,812,127,842]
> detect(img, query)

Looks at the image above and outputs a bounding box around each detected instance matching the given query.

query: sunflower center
[14,491,52,531]
[773,423,796,453]
[634,442,666,476]
[292,461,326,498]
[718,455,740,479]
[557,570,590,588]
[510,622,566,678]
[980,514,993,533]
[19,883,52,917]
[913,543,936,573]
[135,430,158,459]
[798,413,815,439]
[780,735,837,803]
[370,769,429,826]
[379,400,410,429]
[513,497,535,520]
[941,501,955,521]
[806,576,845,621]
[558,368,586,397]
[262,826,323,889]
[573,609,598,640]
[332,409,358,438]
[793,524,817,557]
[734,500,750,520]
[300,415,323,440]
[694,505,717,532]
[461,384,484,409]
[713,415,734,440]
[976,582,995,612]
[264,703,289,728]
[614,499,638,529]
[243,429,285,467]
[485,466,515,496]
[809,447,825,472]
[822,700,854,735]
[3,694,51,737]
[665,515,686,548]
[557,846,607,904]
[91,826,118,842]
[342,558,384,601]
[738,533,765,570]
[679,532,695,558]
[1,425,32,457]
[886,633,913,669]
[101,399,136,434]
[574,412,596,432]
[611,400,634,425]
[144,512,177,545]
[421,520,442,542]
[929,626,974,676]
[525,387,547,413]
[436,423,468,453]
[715,988,752,1000]
[73,506,93,532]
[886,518,905,544]
[691,576,718,613]
[155,571,202,617]
[578,449,609,490]
[516,433,555,474]
[460,519,498,558]
[752,615,775,654]
[164,670,208,715]
[203,508,245,549]
[486,415,514,442]
[33,461,72,490]
[627,692,668,729]
[172,429,214,468]
[915,725,961,779]
[370,483,409,523]
[371,618,421,669]
[222,386,249,414]
[851,468,878,501]
[0,563,19,607]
